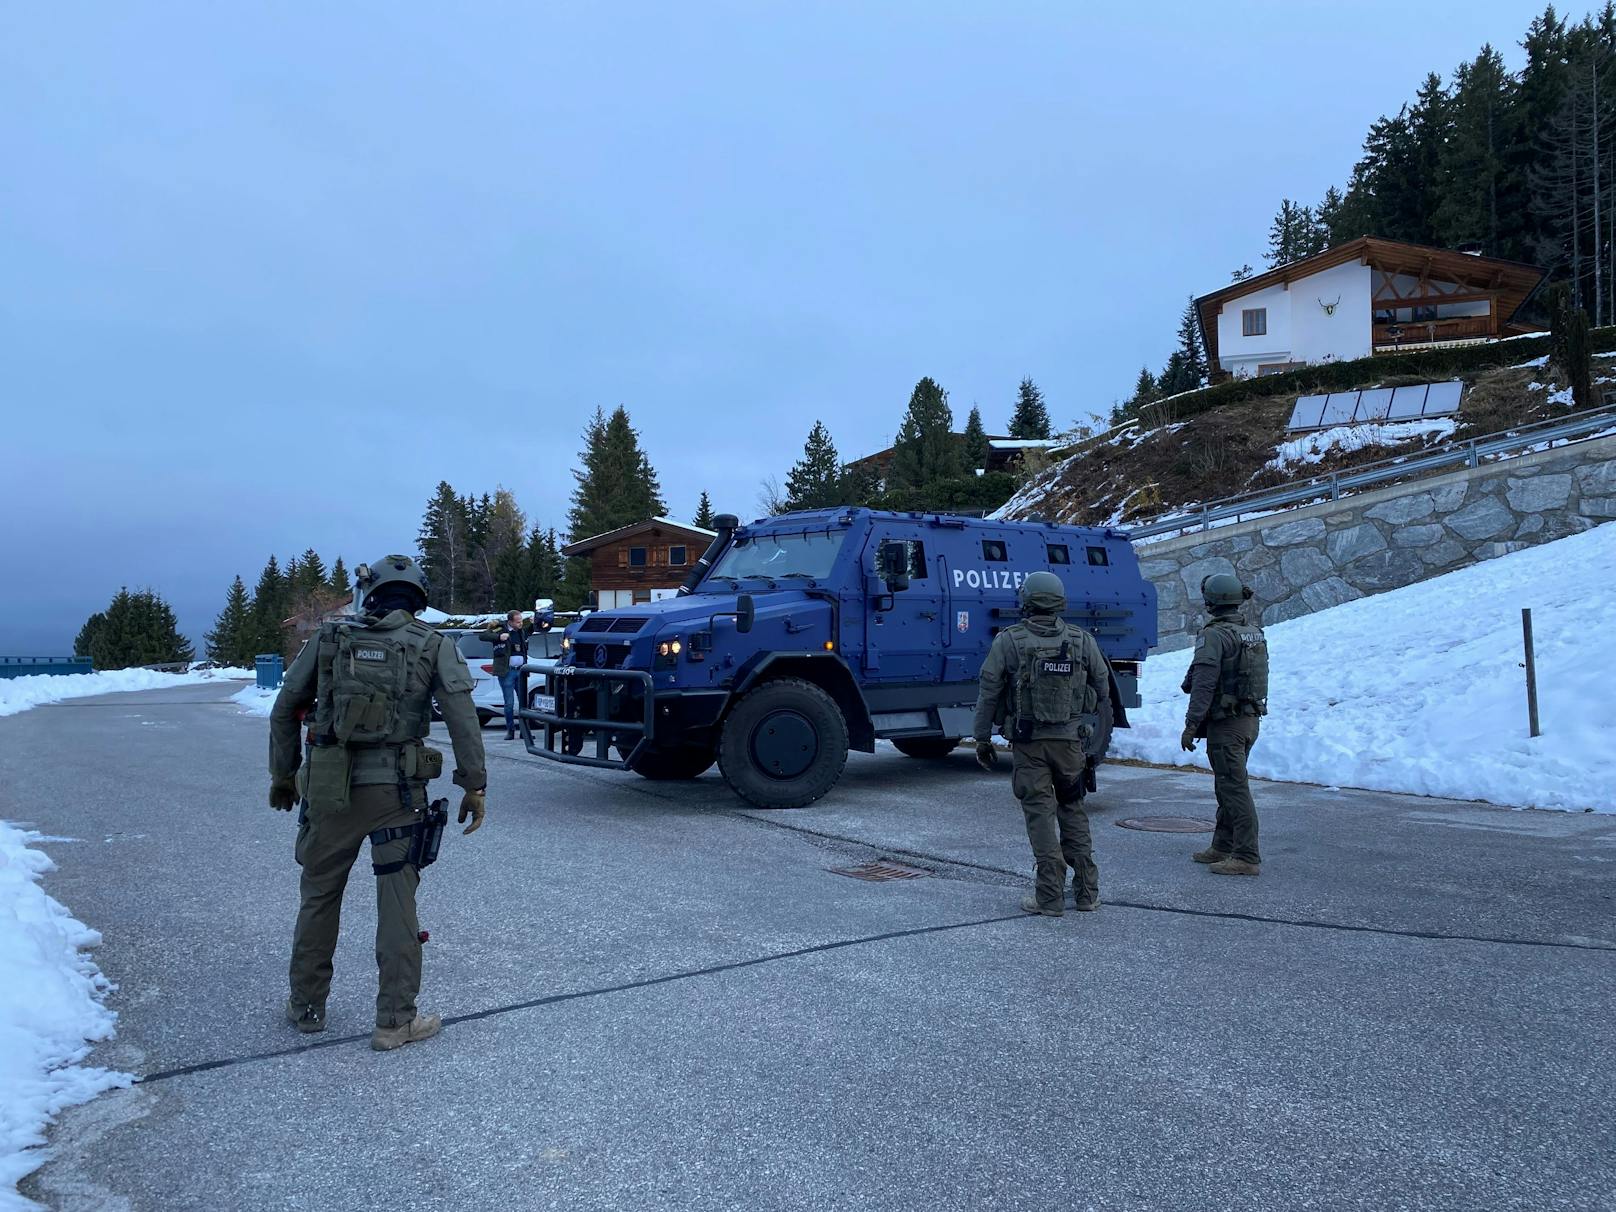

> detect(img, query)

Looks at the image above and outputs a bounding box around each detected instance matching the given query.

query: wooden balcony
[1373,315,1495,348]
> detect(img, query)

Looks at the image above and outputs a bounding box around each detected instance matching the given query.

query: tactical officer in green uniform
[1180,572,1269,877]
[268,554,489,1051]
[972,571,1112,917]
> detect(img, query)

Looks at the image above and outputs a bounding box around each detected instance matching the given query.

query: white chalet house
[1194,238,1546,381]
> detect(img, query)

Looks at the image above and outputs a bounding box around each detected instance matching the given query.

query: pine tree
[74,612,106,659]
[82,588,194,670]
[784,421,844,510]
[1315,186,1350,244]
[205,575,253,666]
[418,481,470,611]
[478,487,528,612]
[888,377,959,489]
[1266,199,1320,265]
[1174,297,1208,389]
[962,405,990,471]
[568,405,667,541]
[327,557,351,598]
[1110,366,1159,425]
[1230,264,1255,282]
[248,555,289,656]
[1008,378,1052,440]
[292,549,327,599]
[1437,48,1515,255]
[692,491,715,529]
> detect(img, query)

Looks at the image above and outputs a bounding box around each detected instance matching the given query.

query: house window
[1047,544,1071,565]
[632,589,652,604]
[982,540,1008,562]
[668,545,688,567]
[1242,308,1267,337]
[628,546,648,568]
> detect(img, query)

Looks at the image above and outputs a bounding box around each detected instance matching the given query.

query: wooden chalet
[562,517,717,609]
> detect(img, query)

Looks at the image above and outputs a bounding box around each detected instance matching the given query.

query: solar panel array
[1286,381,1463,431]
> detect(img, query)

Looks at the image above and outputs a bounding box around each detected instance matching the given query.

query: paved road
[5,682,1614,1211]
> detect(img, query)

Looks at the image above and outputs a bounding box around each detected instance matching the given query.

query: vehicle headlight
[655,636,682,668]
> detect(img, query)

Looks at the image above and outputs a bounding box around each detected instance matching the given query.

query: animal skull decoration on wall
[1318,295,1341,316]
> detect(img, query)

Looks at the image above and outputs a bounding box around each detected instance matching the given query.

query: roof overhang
[1194,238,1546,370]
[562,517,717,557]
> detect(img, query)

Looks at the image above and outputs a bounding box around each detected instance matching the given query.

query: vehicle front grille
[578,615,651,634]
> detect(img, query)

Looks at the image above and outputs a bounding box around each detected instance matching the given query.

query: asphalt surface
[5,681,1614,1212]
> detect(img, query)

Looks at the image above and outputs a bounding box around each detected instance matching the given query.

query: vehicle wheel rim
[750,710,817,780]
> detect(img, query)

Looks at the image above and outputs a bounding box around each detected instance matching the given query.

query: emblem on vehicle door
[956,610,970,633]
[593,645,608,667]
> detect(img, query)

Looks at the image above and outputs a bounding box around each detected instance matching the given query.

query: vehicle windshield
[707,530,844,582]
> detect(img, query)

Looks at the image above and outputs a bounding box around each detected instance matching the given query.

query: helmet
[1200,572,1249,609]
[355,554,429,611]
[1020,570,1067,615]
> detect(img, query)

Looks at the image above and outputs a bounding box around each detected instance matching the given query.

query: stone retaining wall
[1140,433,1616,651]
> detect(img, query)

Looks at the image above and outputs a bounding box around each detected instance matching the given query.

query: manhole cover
[1115,816,1214,833]
[828,861,927,881]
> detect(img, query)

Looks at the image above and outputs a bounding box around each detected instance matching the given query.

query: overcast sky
[1,1,1538,654]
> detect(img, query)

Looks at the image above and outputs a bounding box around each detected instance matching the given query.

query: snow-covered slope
[0,825,129,1208]
[0,667,250,718]
[1114,522,1615,813]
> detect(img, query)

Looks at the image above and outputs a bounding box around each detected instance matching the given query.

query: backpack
[315,622,418,745]
[1013,623,1083,735]
[1214,620,1269,717]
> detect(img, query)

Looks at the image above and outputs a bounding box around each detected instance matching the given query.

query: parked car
[433,620,572,727]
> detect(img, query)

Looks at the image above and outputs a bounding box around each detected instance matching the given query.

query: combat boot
[1073,891,1100,913]
[371,1013,443,1051]
[1020,895,1063,917]
[1208,857,1261,877]
[285,999,326,1034]
[1191,847,1229,865]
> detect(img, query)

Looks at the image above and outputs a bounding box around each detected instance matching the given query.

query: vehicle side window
[1047,544,1070,564]
[982,540,1007,562]
[1086,546,1110,567]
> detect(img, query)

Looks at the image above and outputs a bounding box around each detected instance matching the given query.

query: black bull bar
[517,665,655,770]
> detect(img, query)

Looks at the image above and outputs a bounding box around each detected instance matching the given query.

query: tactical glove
[1180,726,1198,753]
[975,741,999,772]
[458,788,486,835]
[269,774,297,811]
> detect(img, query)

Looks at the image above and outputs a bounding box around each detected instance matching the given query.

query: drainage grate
[1115,816,1214,833]
[827,861,928,882]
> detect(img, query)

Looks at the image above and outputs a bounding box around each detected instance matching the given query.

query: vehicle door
[856,524,945,684]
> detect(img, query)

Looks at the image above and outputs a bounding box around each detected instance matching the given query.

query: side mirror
[735,594,755,634]
[877,541,911,594]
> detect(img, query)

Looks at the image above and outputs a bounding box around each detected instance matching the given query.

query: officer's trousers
[1011,738,1098,909]
[290,782,425,1028]
[1207,714,1261,864]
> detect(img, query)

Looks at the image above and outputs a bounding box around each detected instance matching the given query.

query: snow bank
[231,684,278,717]
[0,824,130,1206]
[0,667,250,719]
[1114,523,1616,813]
[1263,418,1457,474]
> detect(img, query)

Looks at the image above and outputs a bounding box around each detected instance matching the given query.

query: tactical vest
[1011,622,1088,733]
[1209,618,1269,718]
[311,617,437,745]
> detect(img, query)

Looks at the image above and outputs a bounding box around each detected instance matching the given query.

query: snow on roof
[987,439,1063,450]
[562,516,717,555]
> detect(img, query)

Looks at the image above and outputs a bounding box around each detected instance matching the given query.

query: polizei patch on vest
[354,648,388,662]
[1038,659,1073,676]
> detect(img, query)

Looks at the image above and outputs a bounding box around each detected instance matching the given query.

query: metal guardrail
[1125,404,1616,541]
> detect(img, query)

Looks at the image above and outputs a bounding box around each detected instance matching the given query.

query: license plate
[532,693,556,714]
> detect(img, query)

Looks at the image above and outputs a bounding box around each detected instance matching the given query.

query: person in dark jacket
[481,610,534,739]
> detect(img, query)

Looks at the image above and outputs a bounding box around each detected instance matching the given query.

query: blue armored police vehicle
[521,509,1158,808]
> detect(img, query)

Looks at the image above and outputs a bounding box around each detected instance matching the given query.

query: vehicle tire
[632,747,716,780]
[718,678,849,809]
[891,736,962,760]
